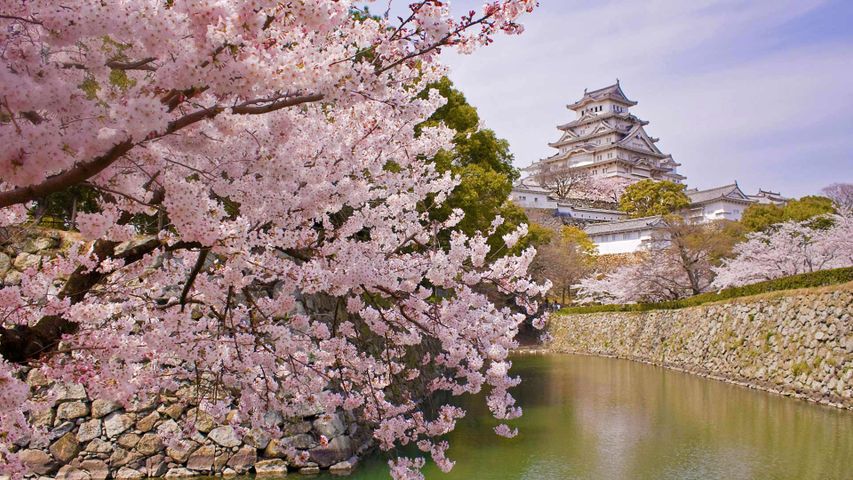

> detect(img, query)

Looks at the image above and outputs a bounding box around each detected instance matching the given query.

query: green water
[311,353,852,479]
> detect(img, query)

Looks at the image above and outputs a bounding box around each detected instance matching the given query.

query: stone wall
[16,372,370,479]
[548,283,853,409]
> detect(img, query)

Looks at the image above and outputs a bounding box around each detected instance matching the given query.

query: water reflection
[305,354,851,479]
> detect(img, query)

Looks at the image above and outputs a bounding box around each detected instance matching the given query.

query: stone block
[115,467,144,480]
[226,445,257,474]
[208,426,241,448]
[104,412,135,438]
[57,401,90,420]
[136,411,160,433]
[19,449,58,475]
[253,458,289,477]
[90,400,121,419]
[50,432,81,463]
[136,433,164,456]
[80,460,109,480]
[76,419,101,443]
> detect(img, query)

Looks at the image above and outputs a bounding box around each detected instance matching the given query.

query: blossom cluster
[712,210,853,289]
[0,2,543,479]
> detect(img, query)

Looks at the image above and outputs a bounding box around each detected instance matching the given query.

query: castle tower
[526,81,685,184]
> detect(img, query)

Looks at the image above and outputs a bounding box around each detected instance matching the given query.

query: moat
[311,354,851,479]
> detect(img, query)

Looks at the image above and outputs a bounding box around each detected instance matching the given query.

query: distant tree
[712,210,853,288]
[530,226,596,303]
[618,180,690,218]
[821,183,853,209]
[741,195,835,232]
[533,165,628,202]
[576,217,745,303]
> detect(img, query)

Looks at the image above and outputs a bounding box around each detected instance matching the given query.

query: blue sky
[385,0,853,197]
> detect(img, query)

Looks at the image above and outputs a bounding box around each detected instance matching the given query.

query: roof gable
[617,125,662,155]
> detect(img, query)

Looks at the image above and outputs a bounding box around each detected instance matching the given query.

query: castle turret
[525,82,684,184]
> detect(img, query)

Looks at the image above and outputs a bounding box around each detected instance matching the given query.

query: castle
[510,82,787,254]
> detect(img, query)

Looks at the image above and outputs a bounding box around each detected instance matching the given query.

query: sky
[387,0,853,197]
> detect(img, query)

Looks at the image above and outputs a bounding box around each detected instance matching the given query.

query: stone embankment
[16,372,370,479]
[548,284,853,409]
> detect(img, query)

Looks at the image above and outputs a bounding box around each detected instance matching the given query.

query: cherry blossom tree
[712,210,853,289]
[821,183,853,210]
[0,2,544,478]
[532,165,628,203]
[575,218,743,304]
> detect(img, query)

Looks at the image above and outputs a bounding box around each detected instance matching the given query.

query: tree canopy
[618,180,691,218]
[418,77,544,254]
[0,3,542,479]
[740,195,836,232]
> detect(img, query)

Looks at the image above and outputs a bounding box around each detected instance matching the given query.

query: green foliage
[418,77,539,254]
[30,185,101,229]
[619,179,690,218]
[741,195,836,232]
[559,267,853,314]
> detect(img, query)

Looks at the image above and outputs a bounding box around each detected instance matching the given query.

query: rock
[166,440,198,464]
[282,421,312,436]
[3,269,21,285]
[14,252,42,270]
[186,444,216,471]
[136,411,160,433]
[226,446,257,474]
[146,454,169,477]
[309,435,352,468]
[55,465,91,480]
[52,383,88,402]
[164,467,198,478]
[104,412,135,438]
[329,458,355,474]
[19,449,58,475]
[185,409,215,433]
[127,395,158,413]
[51,421,76,439]
[280,434,316,452]
[208,426,241,448]
[31,407,55,428]
[76,419,102,443]
[254,459,289,477]
[214,449,232,472]
[80,460,109,480]
[312,413,346,438]
[23,237,59,253]
[299,465,320,475]
[243,429,271,449]
[262,439,286,459]
[50,432,81,463]
[90,400,121,419]
[0,252,10,277]
[109,448,143,469]
[57,401,90,420]
[26,369,50,388]
[162,403,185,420]
[115,467,144,480]
[222,467,238,477]
[136,433,164,456]
[157,419,181,441]
[85,439,113,455]
[117,433,141,450]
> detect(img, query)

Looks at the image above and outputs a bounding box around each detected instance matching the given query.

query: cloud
[438,0,853,196]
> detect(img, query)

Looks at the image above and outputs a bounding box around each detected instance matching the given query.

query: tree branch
[0,93,324,209]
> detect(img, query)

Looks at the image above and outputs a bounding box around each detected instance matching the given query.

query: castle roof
[685,183,752,205]
[584,215,664,235]
[568,82,638,111]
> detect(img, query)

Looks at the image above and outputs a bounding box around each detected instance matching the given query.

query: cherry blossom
[0,1,544,478]
[712,210,853,289]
